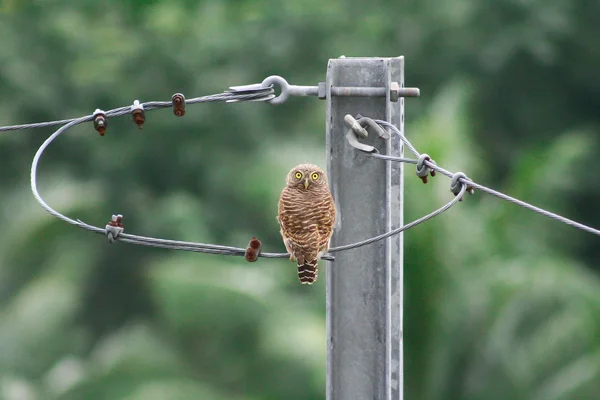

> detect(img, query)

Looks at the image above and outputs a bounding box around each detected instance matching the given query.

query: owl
[277,164,336,284]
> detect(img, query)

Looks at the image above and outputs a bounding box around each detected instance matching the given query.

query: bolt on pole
[326,56,405,400]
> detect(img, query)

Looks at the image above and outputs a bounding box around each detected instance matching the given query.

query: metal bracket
[229,75,420,105]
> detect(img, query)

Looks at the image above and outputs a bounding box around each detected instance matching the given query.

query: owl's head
[286,163,329,191]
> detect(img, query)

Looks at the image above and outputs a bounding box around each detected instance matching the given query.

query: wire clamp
[172,93,186,117]
[416,154,437,184]
[131,100,145,129]
[92,109,107,136]
[244,237,262,262]
[106,214,124,243]
[227,81,278,103]
[450,172,475,201]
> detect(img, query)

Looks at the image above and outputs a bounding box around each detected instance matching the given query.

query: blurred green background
[1,0,600,399]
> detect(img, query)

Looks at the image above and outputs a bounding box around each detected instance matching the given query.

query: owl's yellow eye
[295,172,303,179]
[311,173,319,180]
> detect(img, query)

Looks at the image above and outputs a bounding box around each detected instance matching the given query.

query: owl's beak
[303,178,310,190]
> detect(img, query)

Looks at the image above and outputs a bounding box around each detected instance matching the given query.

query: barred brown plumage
[277,163,336,284]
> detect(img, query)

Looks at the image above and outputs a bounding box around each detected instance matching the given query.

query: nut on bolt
[390,82,401,102]
[131,100,145,129]
[390,82,421,102]
[93,109,107,136]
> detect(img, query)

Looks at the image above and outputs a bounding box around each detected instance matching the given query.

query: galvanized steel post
[326,57,404,400]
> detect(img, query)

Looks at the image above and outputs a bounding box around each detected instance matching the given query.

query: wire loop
[11,76,597,270]
[416,153,436,184]
[261,75,290,105]
[27,95,461,262]
[450,172,474,200]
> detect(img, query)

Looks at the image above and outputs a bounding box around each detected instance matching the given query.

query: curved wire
[29,112,325,260]
[26,96,600,266]
[29,108,461,261]
[374,119,420,157]
[328,184,466,252]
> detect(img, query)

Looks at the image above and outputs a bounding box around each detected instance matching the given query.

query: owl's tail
[297,260,318,284]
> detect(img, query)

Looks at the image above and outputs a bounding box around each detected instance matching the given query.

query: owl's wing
[278,187,302,236]
[278,187,319,255]
[278,187,298,257]
[316,193,336,252]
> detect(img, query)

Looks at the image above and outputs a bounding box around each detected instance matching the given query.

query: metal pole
[326,57,404,400]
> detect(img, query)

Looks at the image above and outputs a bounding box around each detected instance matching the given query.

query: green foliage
[0,0,599,399]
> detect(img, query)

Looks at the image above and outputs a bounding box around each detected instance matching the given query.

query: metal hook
[343,114,379,153]
[354,114,390,139]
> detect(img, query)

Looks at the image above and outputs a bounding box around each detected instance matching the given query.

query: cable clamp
[106,214,124,243]
[450,172,475,201]
[131,100,145,129]
[92,109,107,136]
[416,154,437,184]
[172,93,186,117]
[227,78,279,103]
[244,237,262,262]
